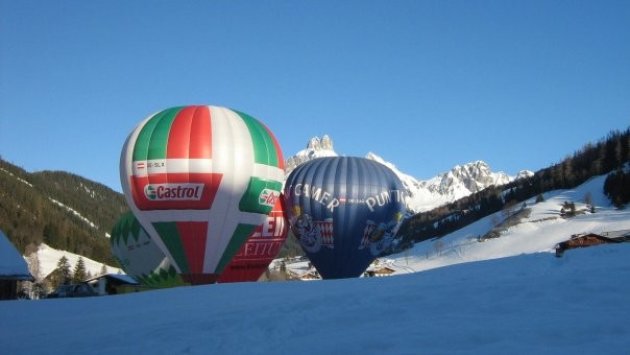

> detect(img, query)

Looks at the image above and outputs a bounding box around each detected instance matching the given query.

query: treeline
[604,168,630,207]
[0,159,126,265]
[397,127,630,246]
[31,170,127,236]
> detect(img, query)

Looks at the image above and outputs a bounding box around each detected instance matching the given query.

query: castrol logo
[144,183,204,201]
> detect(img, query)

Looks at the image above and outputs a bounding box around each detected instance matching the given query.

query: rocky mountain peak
[285,135,337,173]
[285,135,532,212]
[306,135,334,151]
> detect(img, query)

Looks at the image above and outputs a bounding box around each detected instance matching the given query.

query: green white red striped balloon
[110,212,185,288]
[120,105,285,284]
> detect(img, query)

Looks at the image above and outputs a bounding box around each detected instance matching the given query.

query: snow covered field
[1,244,629,354]
[1,174,629,354]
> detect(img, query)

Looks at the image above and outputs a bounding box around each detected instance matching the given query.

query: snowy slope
[389,174,630,273]
[25,243,121,281]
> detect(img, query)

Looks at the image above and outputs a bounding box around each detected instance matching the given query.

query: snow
[1,173,629,354]
[1,244,629,354]
[27,243,121,280]
[388,174,630,274]
[49,197,99,231]
[0,230,31,278]
[0,167,33,187]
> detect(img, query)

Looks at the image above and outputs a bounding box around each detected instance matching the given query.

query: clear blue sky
[1,1,629,192]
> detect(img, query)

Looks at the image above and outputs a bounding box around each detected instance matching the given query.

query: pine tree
[56,256,72,285]
[73,257,87,282]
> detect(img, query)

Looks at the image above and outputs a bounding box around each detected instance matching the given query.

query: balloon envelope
[120,105,285,284]
[218,198,288,283]
[110,212,186,287]
[283,157,408,279]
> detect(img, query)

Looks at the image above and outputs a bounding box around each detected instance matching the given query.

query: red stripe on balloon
[176,221,208,276]
[189,106,212,159]
[165,106,212,160]
[166,106,195,159]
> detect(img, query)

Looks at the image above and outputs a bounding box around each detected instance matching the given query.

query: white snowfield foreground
[1,243,629,354]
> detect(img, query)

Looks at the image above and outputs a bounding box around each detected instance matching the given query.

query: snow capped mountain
[285,135,337,172]
[406,161,534,212]
[285,135,534,212]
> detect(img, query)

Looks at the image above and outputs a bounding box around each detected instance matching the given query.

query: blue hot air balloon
[283,157,408,279]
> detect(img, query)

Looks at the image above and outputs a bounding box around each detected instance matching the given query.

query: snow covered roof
[87,273,139,285]
[0,230,33,280]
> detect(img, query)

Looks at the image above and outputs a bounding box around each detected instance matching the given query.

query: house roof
[0,230,33,280]
[87,273,139,285]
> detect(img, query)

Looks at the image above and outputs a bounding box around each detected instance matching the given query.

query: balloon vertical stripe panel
[131,108,175,162]
[235,110,283,168]
[176,221,210,282]
[166,106,212,159]
[120,105,285,284]
[137,107,181,161]
[152,222,191,274]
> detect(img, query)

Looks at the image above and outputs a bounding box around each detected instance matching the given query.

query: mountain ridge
[285,135,534,212]
[0,159,125,263]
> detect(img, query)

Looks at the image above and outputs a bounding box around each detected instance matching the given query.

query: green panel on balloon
[152,222,190,274]
[235,110,280,167]
[133,107,182,161]
[239,177,282,214]
[216,224,257,274]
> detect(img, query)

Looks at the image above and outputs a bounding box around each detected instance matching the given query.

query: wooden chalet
[86,273,141,295]
[364,266,396,277]
[555,231,630,257]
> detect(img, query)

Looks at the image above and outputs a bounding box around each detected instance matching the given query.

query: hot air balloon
[120,105,285,284]
[218,198,288,283]
[110,211,186,288]
[283,157,408,279]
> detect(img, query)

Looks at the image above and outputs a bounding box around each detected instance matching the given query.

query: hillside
[397,128,630,246]
[0,159,126,264]
[388,173,630,274]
